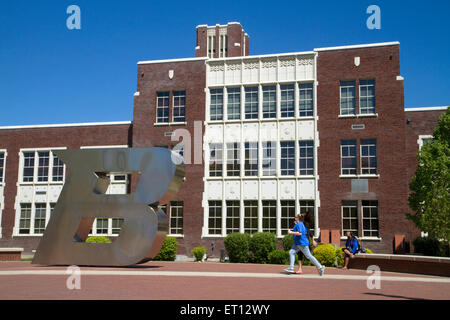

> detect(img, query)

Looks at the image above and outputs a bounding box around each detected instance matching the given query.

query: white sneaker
[284,267,295,273]
[319,266,326,276]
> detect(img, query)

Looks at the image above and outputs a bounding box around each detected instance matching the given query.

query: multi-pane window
[281,200,295,235]
[299,200,315,219]
[262,200,276,233]
[96,218,109,234]
[262,141,276,176]
[112,219,124,235]
[342,200,358,236]
[360,139,377,174]
[226,143,240,176]
[208,200,222,235]
[23,152,35,182]
[341,140,357,175]
[299,141,314,175]
[362,200,379,237]
[226,200,240,234]
[156,92,170,123]
[244,200,258,234]
[359,80,376,114]
[244,142,258,176]
[245,87,259,119]
[340,81,356,115]
[280,84,295,117]
[0,152,4,183]
[209,143,223,177]
[37,152,50,182]
[299,83,314,117]
[280,141,295,175]
[227,87,241,120]
[170,201,183,235]
[262,86,276,118]
[52,155,64,182]
[210,89,223,121]
[172,91,186,123]
[33,203,47,234]
[19,203,32,234]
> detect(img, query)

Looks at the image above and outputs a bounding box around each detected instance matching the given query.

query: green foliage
[224,233,251,263]
[268,250,289,264]
[153,237,178,261]
[85,236,111,243]
[249,232,277,264]
[364,248,373,254]
[408,108,450,242]
[282,234,294,251]
[335,247,345,267]
[413,237,449,257]
[312,244,337,267]
[191,246,206,261]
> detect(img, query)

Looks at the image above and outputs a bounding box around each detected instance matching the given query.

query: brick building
[0,22,447,255]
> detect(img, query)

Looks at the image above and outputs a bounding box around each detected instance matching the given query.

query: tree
[407,108,450,242]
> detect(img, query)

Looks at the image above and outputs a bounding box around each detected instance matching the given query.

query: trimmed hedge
[153,237,178,261]
[268,250,289,264]
[224,233,251,263]
[282,234,294,251]
[413,237,449,257]
[312,244,336,267]
[191,246,206,262]
[85,236,111,243]
[249,232,277,264]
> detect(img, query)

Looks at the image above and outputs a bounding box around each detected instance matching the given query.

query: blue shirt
[345,237,359,254]
[293,222,309,246]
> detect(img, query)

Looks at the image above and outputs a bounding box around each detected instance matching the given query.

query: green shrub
[191,246,206,262]
[413,237,448,257]
[336,247,345,267]
[282,234,294,251]
[249,232,277,264]
[312,244,337,267]
[268,250,289,264]
[153,237,178,261]
[224,233,251,263]
[85,236,111,243]
[364,248,373,254]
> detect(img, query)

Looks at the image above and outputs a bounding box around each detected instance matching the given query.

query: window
[360,139,377,175]
[208,200,222,235]
[227,87,241,120]
[299,83,314,117]
[262,200,276,233]
[244,142,258,176]
[112,219,124,235]
[96,218,108,234]
[156,92,170,123]
[340,81,356,115]
[226,200,240,234]
[226,143,240,177]
[34,203,47,234]
[170,201,183,235]
[262,86,276,118]
[0,152,4,183]
[359,80,376,114]
[208,35,216,58]
[262,141,276,176]
[341,140,357,175]
[362,200,379,237]
[37,152,50,182]
[281,200,295,235]
[219,34,228,58]
[23,152,35,182]
[299,200,314,217]
[209,143,223,177]
[244,200,258,234]
[280,84,294,117]
[52,155,64,182]
[172,91,186,123]
[210,89,223,121]
[280,141,295,175]
[245,87,258,119]
[299,141,314,175]
[19,203,32,234]
[342,200,358,236]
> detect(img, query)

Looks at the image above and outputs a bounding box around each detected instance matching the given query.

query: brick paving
[0,261,449,300]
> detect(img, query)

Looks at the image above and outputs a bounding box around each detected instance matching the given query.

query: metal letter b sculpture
[32,148,185,266]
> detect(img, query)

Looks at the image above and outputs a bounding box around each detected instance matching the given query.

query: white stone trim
[0,121,131,130]
[137,57,209,65]
[405,106,448,112]
[314,41,400,52]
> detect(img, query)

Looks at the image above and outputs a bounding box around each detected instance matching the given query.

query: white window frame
[360,139,378,175]
[340,140,357,175]
[361,200,379,238]
[359,79,376,115]
[156,91,170,124]
[341,200,359,237]
[417,135,433,150]
[340,81,356,116]
[169,200,184,236]
[172,90,186,123]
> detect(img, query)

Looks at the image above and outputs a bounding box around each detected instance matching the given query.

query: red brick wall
[133,59,207,255]
[316,44,416,253]
[0,124,131,251]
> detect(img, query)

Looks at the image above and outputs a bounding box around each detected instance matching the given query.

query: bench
[0,248,24,261]
[348,253,450,277]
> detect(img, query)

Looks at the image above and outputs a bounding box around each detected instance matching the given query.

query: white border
[0,149,7,238]
[0,121,131,131]
[314,41,400,52]
[405,106,448,112]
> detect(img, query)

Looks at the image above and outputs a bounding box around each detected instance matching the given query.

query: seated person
[342,232,359,269]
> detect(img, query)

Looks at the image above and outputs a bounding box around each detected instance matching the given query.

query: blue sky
[0,0,449,126]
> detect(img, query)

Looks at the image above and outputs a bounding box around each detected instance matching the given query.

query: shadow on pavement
[363,292,429,300]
